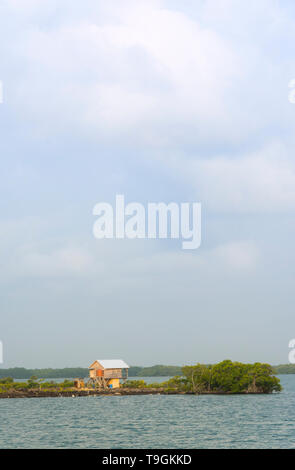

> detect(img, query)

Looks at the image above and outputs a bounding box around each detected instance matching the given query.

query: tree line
[0,363,292,379]
[0,365,182,379]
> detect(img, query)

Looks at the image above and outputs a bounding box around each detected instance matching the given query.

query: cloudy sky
[1,0,295,368]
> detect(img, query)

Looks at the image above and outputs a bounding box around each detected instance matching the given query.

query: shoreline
[0,388,275,399]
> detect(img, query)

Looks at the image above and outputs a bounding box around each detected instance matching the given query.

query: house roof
[91,359,129,369]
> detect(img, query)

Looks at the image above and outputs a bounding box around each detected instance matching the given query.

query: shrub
[0,377,14,384]
[122,380,146,388]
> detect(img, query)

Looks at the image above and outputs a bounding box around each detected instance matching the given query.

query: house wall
[104,368,123,379]
[89,361,103,378]
[107,378,120,389]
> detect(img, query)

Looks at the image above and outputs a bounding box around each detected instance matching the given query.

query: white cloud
[6,1,242,145]
[1,0,292,158]
[0,0,292,154]
[213,241,258,270]
[16,245,93,277]
[178,141,295,213]
[0,215,258,283]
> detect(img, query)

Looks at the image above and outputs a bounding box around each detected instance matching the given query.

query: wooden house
[88,359,129,389]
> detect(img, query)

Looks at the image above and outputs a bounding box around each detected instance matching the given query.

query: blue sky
[1,0,295,367]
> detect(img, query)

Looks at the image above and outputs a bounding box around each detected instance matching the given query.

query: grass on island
[0,360,282,395]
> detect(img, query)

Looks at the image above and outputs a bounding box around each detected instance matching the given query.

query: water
[0,375,295,449]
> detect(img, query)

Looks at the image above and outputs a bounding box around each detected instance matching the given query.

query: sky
[1,0,295,367]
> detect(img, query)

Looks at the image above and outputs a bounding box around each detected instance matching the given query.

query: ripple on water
[1,375,295,448]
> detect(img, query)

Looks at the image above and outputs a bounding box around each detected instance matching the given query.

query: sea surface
[1,375,295,449]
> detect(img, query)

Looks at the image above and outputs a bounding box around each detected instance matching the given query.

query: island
[0,360,281,398]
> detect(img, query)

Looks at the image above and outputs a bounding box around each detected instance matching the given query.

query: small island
[0,360,281,399]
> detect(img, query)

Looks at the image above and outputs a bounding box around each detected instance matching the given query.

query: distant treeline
[0,365,182,379]
[129,365,182,377]
[0,364,293,379]
[272,364,295,374]
[0,368,88,379]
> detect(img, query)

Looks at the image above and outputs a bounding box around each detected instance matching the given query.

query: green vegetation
[182,361,281,393]
[122,380,147,388]
[0,368,88,379]
[128,367,143,376]
[0,365,182,379]
[130,365,182,376]
[272,364,295,374]
[0,362,291,381]
[0,377,13,384]
[0,376,75,394]
[123,360,282,394]
[0,361,281,395]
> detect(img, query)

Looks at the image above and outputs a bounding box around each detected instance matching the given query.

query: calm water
[1,375,295,449]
